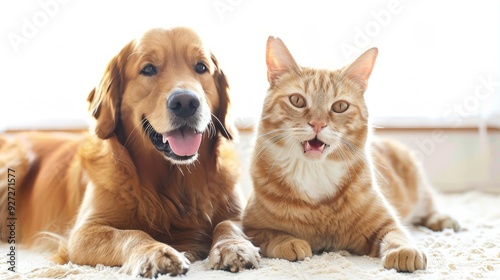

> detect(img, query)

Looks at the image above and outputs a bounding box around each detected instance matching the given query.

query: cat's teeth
[303,140,327,154]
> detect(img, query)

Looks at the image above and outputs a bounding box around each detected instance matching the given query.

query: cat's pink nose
[309,121,326,134]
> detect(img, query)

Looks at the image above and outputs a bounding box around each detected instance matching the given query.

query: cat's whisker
[338,137,389,187]
[343,139,388,179]
[338,138,369,169]
[334,146,353,184]
[335,131,387,176]
[255,129,291,140]
[250,128,308,164]
[250,135,289,168]
[255,127,306,141]
[336,139,367,189]
[258,115,271,121]
[266,138,296,180]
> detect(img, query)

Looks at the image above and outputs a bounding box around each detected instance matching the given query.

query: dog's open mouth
[143,118,202,162]
[301,137,329,155]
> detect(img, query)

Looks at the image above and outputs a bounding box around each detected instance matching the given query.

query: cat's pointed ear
[266,36,299,83]
[344,47,378,91]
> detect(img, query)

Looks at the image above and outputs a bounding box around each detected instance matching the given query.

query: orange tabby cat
[242,37,460,272]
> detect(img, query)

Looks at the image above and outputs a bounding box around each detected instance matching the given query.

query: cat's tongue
[162,127,202,156]
[304,138,326,153]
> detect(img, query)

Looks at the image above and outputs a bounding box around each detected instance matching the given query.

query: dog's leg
[208,220,261,272]
[67,224,190,278]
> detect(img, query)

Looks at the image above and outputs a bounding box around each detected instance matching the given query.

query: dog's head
[87,27,234,164]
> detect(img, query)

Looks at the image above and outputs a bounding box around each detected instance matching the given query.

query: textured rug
[1,191,499,279]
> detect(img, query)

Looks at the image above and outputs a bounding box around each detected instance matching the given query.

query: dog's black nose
[167,90,200,118]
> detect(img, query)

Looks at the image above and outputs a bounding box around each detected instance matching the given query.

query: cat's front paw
[208,238,261,272]
[272,238,312,261]
[382,246,427,272]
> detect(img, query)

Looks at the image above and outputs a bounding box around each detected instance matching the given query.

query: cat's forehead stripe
[301,69,339,99]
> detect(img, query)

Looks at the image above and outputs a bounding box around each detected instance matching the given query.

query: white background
[0,0,498,130]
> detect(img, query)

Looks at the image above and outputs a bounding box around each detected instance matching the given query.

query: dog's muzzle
[143,89,208,164]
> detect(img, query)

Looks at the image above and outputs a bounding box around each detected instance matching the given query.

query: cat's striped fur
[242,37,460,272]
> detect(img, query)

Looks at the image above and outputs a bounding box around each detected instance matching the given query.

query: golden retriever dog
[0,27,260,277]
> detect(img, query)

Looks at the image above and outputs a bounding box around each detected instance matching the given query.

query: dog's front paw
[208,239,261,272]
[121,243,190,277]
[382,246,427,272]
[272,238,312,261]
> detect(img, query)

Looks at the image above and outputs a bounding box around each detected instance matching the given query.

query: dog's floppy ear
[87,41,134,139]
[211,53,235,140]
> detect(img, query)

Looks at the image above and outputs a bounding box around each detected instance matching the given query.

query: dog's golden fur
[0,27,260,277]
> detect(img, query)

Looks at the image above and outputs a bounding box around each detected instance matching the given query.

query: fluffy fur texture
[0,27,260,277]
[242,37,460,272]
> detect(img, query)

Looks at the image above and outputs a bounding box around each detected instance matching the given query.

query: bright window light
[0,0,498,131]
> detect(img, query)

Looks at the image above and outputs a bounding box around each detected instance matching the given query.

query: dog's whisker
[211,113,230,139]
[207,121,217,139]
[176,165,185,176]
[124,112,156,149]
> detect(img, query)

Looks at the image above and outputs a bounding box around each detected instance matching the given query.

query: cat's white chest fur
[280,157,347,201]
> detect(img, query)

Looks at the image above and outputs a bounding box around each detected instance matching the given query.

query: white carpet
[1,191,499,279]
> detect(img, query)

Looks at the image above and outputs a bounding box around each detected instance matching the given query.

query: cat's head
[259,37,378,161]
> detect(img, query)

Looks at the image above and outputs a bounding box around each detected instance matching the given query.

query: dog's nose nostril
[167,90,200,118]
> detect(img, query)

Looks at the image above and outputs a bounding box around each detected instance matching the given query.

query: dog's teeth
[162,133,168,144]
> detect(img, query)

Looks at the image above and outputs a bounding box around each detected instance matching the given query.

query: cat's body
[242,37,459,272]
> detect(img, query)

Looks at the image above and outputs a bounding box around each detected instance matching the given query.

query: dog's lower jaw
[164,153,199,165]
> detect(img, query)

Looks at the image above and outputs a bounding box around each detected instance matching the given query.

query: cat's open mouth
[302,137,329,155]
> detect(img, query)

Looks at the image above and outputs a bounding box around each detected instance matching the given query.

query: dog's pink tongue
[162,128,202,156]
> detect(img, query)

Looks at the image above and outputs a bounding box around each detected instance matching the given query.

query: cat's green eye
[332,100,350,113]
[289,94,306,108]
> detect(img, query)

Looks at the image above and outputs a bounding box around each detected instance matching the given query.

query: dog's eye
[194,62,208,74]
[140,64,157,76]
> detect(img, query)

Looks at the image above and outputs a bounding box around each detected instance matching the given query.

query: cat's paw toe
[383,246,427,272]
[272,238,312,261]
